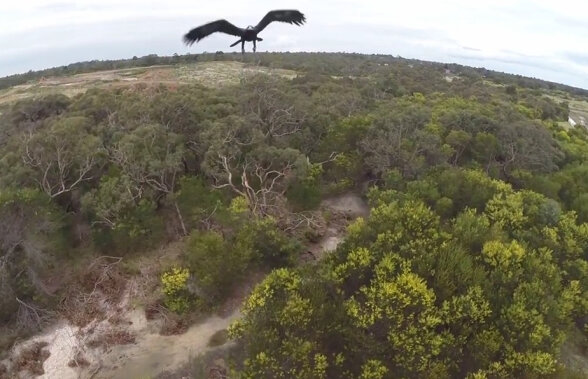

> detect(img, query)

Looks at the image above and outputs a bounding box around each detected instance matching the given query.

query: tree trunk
[174,200,188,237]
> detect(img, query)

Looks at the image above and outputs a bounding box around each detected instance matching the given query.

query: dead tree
[22,131,98,198]
[212,152,296,217]
[243,76,306,139]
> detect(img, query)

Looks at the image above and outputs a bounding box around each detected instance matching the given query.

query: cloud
[36,2,79,12]
[562,52,588,67]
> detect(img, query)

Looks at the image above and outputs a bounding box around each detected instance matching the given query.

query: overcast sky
[2,0,588,88]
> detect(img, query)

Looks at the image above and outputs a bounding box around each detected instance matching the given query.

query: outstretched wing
[183,19,244,45]
[254,10,306,33]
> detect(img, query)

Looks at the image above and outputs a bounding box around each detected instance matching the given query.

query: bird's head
[246,25,254,30]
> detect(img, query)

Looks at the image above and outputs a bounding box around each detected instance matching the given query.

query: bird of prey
[183,10,306,53]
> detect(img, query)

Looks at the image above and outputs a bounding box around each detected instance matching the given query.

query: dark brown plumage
[183,10,306,53]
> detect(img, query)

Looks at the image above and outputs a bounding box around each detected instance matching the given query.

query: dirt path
[308,193,370,259]
[560,337,588,377]
[91,309,241,379]
[321,193,370,218]
[4,307,239,379]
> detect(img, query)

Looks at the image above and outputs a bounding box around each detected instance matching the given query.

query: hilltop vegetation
[0,53,587,378]
[3,52,588,97]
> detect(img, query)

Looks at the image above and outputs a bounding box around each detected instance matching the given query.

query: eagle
[183,10,306,53]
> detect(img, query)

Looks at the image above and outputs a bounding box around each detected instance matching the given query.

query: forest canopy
[0,53,586,378]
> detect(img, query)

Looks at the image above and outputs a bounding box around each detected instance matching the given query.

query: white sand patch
[2,322,82,379]
[36,323,79,379]
[319,235,343,253]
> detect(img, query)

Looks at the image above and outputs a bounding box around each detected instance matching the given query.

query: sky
[2,0,588,89]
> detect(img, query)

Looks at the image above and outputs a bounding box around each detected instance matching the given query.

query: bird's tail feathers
[230,39,242,47]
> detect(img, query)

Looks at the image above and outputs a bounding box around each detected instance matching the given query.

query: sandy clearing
[0,62,298,106]
[91,309,241,379]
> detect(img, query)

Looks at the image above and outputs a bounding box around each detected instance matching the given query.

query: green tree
[185,230,250,302]
[21,116,102,198]
[0,189,64,323]
[109,123,187,234]
[445,130,472,165]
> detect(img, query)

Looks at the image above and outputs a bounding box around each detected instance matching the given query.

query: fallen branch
[15,297,55,331]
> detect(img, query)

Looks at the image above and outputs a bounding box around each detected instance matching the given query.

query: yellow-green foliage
[229,195,249,215]
[486,192,527,232]
[482,240,526,269]
[516,103,540,119]
[161,267,191,314]
[161,267,189,295]
[233,171,586,378]
[360,360,389,379]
